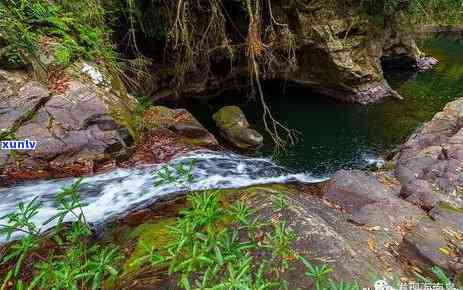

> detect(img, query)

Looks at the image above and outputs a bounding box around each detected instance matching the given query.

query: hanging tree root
[245,0,297,153]
[165,0,298,152]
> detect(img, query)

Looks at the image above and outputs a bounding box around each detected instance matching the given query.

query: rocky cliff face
[162,0,433,104]
[270,0,430,104]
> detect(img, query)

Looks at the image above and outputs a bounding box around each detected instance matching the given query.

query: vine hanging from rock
[164,0,298,151]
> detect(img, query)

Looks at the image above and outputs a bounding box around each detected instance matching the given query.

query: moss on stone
[212,106,248,129]
[123,217,177,275]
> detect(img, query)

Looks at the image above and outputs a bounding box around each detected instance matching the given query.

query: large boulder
[15,80,123,163]
[141,106,218,148]
[213,106,263,149]
[323,170,425,248]
[0,65,129,183]
[246,185,392,287]
[123,106,219,165]
[324,170,398,212]
[395,98,463,211]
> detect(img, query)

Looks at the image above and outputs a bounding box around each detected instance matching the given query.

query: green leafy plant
[0,179,123,289]
[135,163,365,289]
[273,193,288,212]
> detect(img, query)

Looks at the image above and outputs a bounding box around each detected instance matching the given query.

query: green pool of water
[184,36,463,175]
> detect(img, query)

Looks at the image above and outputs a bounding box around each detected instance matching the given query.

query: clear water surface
[184,36,463,175]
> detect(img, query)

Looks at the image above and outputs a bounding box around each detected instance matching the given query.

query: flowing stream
[0,150,326,241]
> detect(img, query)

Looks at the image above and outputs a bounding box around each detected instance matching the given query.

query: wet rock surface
[395,98,463,211]
[246,184,412,287]
[213,106,263,149]
[0,65,220,184]
[141,106,218,148]
[335,97,463,280]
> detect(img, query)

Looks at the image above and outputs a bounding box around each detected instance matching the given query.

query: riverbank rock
[395,97,463,212]
[245,184,406,287]
[141,106,217,147]
[399,203,463,277]
[0,65,130,183]
[212,106,263,149]
[126,106,218,165]
[105,182,436,289]
[323,170,425,256]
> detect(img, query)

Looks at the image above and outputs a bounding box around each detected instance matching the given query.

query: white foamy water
[0,150,327,241]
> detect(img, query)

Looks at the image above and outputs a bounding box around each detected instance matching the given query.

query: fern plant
[0,0,117,68]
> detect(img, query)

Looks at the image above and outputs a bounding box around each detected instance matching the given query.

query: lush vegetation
[1,0,461,74]
[409,0,463,26]
[0,0,116,68]
[131,164,361,289]
[0,165,355,289]
[1,163,460,289]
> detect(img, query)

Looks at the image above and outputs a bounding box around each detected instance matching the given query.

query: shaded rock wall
[158,0,430,104]
[272,0,426,103]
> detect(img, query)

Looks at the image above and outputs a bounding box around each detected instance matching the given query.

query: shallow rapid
[0,150,327,241]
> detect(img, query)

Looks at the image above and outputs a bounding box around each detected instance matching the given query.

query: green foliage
[0,179,123,289]
[0,0,116,67]
[415,266,455,287]
[135,163,361,289]
[153,160,195,188]
[273,193,289,212]
[361,0,463,26]
[408,0,463,26]
[1,161,460,289]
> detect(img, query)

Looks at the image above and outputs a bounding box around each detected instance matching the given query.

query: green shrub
[127,163,362,289]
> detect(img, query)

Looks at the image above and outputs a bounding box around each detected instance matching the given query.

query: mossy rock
[212,105,249,129]
[212,106,263,149]
[123,217,177,275]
